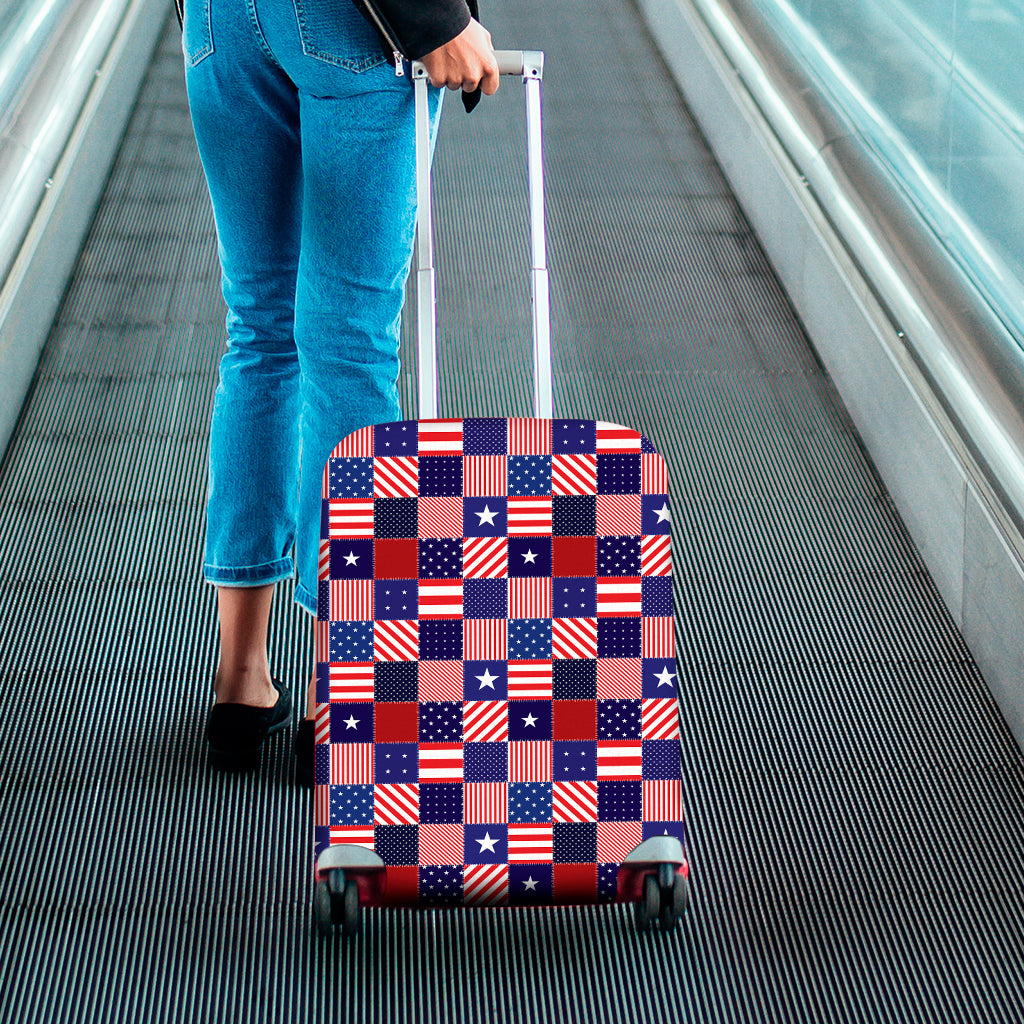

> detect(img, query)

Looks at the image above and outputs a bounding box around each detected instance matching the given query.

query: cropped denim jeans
[183,0,440,614]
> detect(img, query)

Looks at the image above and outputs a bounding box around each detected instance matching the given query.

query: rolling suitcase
[311,51,690,936]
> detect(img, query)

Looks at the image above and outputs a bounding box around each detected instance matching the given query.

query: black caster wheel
[313,880,334,938]
[659,872,690,932]
[675,873,691,916]
[341,879,361,937]
[635,873,660,932]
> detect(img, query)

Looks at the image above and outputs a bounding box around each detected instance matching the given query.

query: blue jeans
[183,0,441,615]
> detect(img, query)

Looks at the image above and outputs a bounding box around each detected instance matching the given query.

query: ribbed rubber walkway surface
[3,1,1024,1021]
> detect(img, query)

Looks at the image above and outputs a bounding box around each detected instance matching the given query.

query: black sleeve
[374,0,474,60]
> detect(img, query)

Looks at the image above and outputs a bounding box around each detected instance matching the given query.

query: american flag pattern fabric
[314,419,685,906]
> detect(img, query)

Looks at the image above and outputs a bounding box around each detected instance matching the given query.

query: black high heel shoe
[206,678,292,770]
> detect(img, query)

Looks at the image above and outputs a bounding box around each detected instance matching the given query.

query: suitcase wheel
[635,869,691,933]
[313,870,361,938]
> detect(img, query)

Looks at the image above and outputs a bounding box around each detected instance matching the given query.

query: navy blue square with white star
[329,457,374,498]
[552,495,596,536]
[643,740,682,780]
[508,700,553,740]
[329,785,374,826]
[598,863,619,900]
[418,537,462,578]
[374,497,418,538]
[465,824,508,863]
[510,864,553,904]
[420,783,463,823]
[598,781,642,821]
[331,702,374,743]
[641,494,672,534]
[374,580,418,620]
[314,744,330,786]
[420,702,463,742]
[374,420,417,455]
[553,419,596,454]
[464,497,507,536]
[596,536,640,575]
[508,455,552,496]
[509,782,553,822]
[464,578,507,620]
[553,660,597,699]
[553,822,597,863]
[463,742,508,782]
[553,741,598,780]
[420,865,463,905]
[329,620,374,662]
[331,539,374,579]
[464,660,507,699]
[374,742,419,782]
[420,456,462,496]
[317,579,330,620]
[644,820,687,846]
[508,537,552,577]
[597,700,642,739]
[375,662,418,702]
[642,576,673,618]
[463,418,507,455]
[597,454,641,495]
[420,620,463,661]
[552,578,597,617]
[643,659,679,698]
[375,824,418,866]
[597,618,642,658]
[508,618,552,659]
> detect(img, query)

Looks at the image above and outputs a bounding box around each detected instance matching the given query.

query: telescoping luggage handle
[411,50,551,420]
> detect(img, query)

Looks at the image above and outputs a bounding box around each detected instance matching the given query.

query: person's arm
[419,18,499,96]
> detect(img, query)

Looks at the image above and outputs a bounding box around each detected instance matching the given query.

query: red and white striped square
[507,496,552,536]
[315,620,330,663]
[508,824,553,862]
[552,618,598,660]
[318,540,331,584]
[508,660,553,699]
[419,661,463,701]
[374,784,420,825]
[463,537,508,578]
[641,453,668,494]
[641,535,672,576]
[374,456,418,497]
[331,743,374,784]
[418,497,462,539]
[464,864,509,906]
[465,782,508,822]
[463,701,509,743]
[596,742,643,779]
[314,782,330,829]
[596,422,642,453]
[374,620,419,662]
[464,619,507,661]
[314,705,331,745]
[643,780,683,821]
[596,495,642,536]
[509,578,552,619]
[419,743,464,783]
[464,456,507,496]
[329,580,374,621]
[509,741,552,782]
[642,698,680,739]
[596,659,643,699]
[552,781,598,822]
[331,428,374,458]
[418,419,463,455]
[328,499,374,539]
[419,824,464,866]
[552,454,597,495]
[419,579,463,619]
[597,822,643,863]
[596,577,642,617]
[642,618,675,659]
[509,418,551,455]
[328,826,376,850]
[327,663,375,702]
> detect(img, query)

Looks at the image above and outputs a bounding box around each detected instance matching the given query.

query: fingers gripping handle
[412,51,551,421]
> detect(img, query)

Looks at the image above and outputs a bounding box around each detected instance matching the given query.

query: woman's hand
[420,19,499,96]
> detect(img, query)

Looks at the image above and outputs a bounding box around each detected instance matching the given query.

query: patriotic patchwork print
[314,419,684,906]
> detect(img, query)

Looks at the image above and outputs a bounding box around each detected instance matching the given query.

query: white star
[343,715,360,730]
[654,502,671,523]
[523,876,539,891]
[476,832,500,854]
[655,667,676,687]
[476,504,499,527]
[521,549,538,564]
[475,668,498,690]
[344,551,359,566]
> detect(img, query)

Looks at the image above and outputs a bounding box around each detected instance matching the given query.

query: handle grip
[411,50,544,81]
